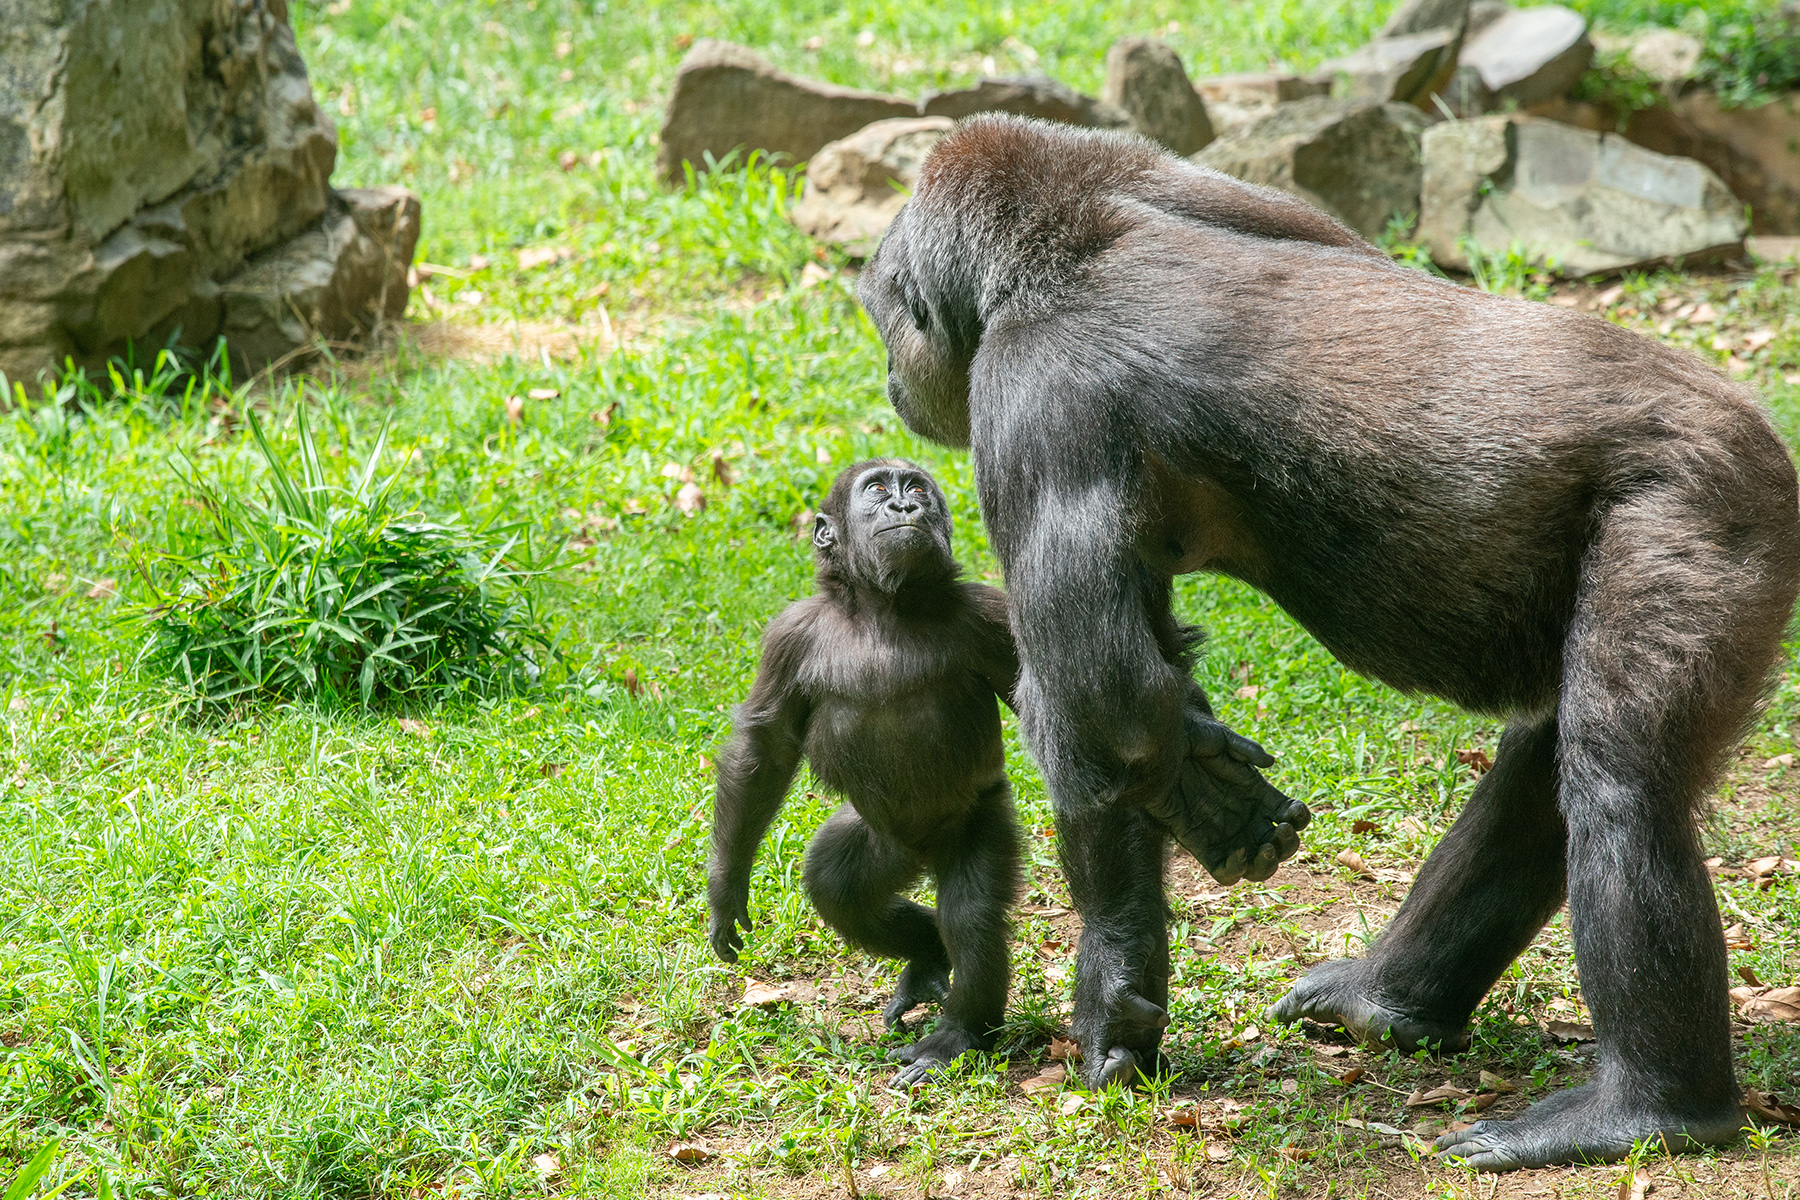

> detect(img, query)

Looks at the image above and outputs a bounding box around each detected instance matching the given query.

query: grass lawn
[4,1,1800,1196]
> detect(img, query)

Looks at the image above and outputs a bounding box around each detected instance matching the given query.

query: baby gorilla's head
[813,459,956,594]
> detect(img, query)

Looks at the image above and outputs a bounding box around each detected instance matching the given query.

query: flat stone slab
[919,75,1129,129]
[1316,29,1461,105]
[1419,115,1746,275]
[1458,4,1592,107]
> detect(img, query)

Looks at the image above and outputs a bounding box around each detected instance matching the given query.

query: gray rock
[1194,97,1431,239]
[1624,92,1800,235]
[1418,115,1746,274]
[1458,5,1592,108]
[1102,38,1214,155]
[1380,0,1471,37]
[920,75,1131,129]
[1466,0,1514,37]
[220,187,421,374]
[0,0,410,390]
[1316,29,1462,106]
[656,40,916,185]
[1625,28,1703,84]
[790,117,954,257]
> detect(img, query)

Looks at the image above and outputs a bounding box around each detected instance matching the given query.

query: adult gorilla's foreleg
[1060,802,1172,1086]
[1272,716,1567,1051]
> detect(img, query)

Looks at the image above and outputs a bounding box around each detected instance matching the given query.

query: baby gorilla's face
[844,464,954,590]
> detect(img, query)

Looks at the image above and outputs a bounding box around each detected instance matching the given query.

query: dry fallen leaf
[528,387,560,401]
[739,979,792,1008]
[1738,965,1765,988]
[1234,684,1260,700]
[1351,818,1379,835]
[1545,1020,1596,1043]
[1057,1092,1084,1115]
[661,462,696,483]
[504,394,525,423]
[1738,986,1800,1022]
[1455,748,1493,774]
[1724,922,1754,950]
[1335,1066,1366,1085]
[1405,1084,1474,1108]
[675,483,707,514]
[1165,1102,1201,1127]
[1047,1035,1079,1062]
[1335,849,1375,881]
[1340,1117,1405,1136]
[518,245,572,270]
[1689,301,1717,323]
[85,578,118,600]
[531,1152,560,1176]
[592,401,621,428]
[1315,1044,1351,1058]
[623,668,641,697]
[710,452,735,487]
[1747,1086,1800,1126]
[1020,1064,1065,1096]
[1595,284,1625,307]
[668,1139,714,1164]
[539,762,565,779]
[1478,1070,1515,1094]
[1744,328,1777,353]
[397,718,431,738]
[1616,1168,1651,1200]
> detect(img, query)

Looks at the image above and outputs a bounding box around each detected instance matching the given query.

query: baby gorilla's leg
[891,790,1022,1089]
[802,805,947,1027]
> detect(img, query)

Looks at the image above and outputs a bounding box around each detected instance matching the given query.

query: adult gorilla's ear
[812,513,839,551]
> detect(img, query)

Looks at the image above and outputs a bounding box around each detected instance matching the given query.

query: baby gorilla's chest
[800,638,1004,844]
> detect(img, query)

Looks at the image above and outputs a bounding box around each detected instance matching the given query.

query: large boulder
[1102,38,1214,155]
[1456,5,1592,110]
[919,75,1130,129]
[1315,29,1462,106]
[0,0,417,388]
[1418,116,1747,274]
[656,40,916,184]
[790,117,953,257]
[1623,92,1800,235]
[1194,97,1431,240]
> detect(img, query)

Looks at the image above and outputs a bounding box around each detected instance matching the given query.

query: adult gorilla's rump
[856,114,1800,1170]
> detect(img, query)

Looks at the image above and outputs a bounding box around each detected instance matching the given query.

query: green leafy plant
[132,405,548,712]
[1460,238,1560,299]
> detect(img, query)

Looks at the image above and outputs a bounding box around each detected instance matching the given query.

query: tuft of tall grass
[132,404,549,712]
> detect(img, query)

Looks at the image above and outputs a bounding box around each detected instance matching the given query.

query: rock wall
[0,0,418,389]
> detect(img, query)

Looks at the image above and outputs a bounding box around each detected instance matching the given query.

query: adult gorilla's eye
[908,295,930,332]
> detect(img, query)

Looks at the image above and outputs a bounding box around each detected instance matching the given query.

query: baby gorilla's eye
[867,482,887,494]
[909,485,926,495]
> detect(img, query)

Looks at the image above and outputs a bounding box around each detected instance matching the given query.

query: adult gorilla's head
[858,204,980,449]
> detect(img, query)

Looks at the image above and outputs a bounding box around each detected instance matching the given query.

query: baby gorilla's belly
[807,692,1005,850]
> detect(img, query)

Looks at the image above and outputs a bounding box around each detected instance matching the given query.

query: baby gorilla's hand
[707,883,751,964]
[1144,713,1310,885]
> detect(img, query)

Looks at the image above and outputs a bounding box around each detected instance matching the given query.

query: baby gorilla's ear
[812,513,839,551]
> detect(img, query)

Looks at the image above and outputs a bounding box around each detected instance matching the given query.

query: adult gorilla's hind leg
[1440,490,1795,1170]
[892,787,1022,1087]
[803,805,949,1030]
[1272,715,1567,1052]
[1062,802,1172,1088]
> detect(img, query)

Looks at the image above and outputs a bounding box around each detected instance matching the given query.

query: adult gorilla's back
[857,114,1800,1170]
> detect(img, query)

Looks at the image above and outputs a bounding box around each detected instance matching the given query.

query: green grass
[3,2,1799,1197]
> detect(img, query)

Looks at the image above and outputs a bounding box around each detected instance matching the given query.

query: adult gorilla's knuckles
[862,114,1800,1163]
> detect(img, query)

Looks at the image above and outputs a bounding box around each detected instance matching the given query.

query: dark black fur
[707,459,1023,1086]
[857,115,1800,1167]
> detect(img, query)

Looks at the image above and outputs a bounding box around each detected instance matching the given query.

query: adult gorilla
[857,114,1800,1170]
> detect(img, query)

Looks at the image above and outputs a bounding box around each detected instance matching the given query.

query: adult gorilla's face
[858,207,975,448]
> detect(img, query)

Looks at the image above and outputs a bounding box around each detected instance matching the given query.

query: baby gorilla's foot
[888,1023,983,1089]
[882,960,950,1031]
[1145,713,1311,885]
[1269,958,1471,1053]
[1435,1082,1742,1170]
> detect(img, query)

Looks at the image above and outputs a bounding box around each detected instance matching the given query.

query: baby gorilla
[707,459,1022,1086]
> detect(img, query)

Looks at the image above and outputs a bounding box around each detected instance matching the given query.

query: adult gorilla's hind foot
[1269,958,1472,1053]
[1434,1082,1742,1170]
[882,959,951,1031]
[1145,714,1310,885]
[888,1022,983,1090]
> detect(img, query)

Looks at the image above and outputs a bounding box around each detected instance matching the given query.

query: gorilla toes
[1431,1083,1741,1170]
[887,1025,983,1090]
[1270,958,1471,1054]
[1146,714,1310,885]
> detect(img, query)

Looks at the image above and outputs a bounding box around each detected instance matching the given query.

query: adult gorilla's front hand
[1144,713,1310,884]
